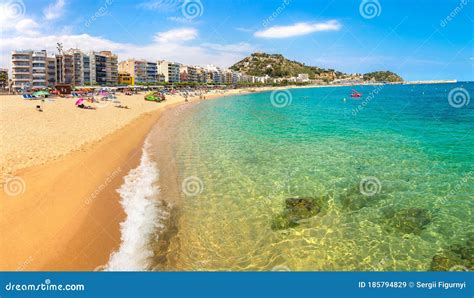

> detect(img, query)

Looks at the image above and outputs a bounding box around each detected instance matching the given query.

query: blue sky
[1,0,472,80]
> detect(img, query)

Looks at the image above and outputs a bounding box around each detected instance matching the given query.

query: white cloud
[254,20,341,38]
[43,0,66,20]
[0,32,256,69]
[14,18,40,35]
[154,28,198,43]
[0,0,252,71]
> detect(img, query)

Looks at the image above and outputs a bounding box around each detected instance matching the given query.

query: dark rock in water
[383,208,432,235]
[271,197,322,231]
[430,252,464,271]
[430,237,473,271]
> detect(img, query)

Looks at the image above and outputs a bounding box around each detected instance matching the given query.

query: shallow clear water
[156,83,473,271]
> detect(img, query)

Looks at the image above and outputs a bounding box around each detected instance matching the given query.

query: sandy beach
[0,87,275,271]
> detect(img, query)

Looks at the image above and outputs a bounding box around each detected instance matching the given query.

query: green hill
[363,71,403,82]
[230,52,345,82]
[230,52,403,83]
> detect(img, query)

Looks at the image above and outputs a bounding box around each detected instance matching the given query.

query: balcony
[12,61,31,66]
[12,56,31,62]
[13,77,31,81]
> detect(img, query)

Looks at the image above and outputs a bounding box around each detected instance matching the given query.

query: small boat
[351,89,362,98]
[145,92,165,102]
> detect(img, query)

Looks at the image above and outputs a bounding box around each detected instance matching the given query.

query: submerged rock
[383,208,432,235]
[430,237,473,271]
[271,197,323,231]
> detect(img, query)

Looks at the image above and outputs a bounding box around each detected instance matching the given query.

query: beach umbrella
[33,90,50,97]
[75,98,85,106]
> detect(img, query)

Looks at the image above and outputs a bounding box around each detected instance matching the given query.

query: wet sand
[0,88,276,271]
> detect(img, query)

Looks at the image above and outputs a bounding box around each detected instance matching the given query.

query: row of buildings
[11,49,118,91]
[10,48,273,92]
[117,59,269,86]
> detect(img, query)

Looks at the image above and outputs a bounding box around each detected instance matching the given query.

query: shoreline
[0,87,273,271]
[1,82,471,271]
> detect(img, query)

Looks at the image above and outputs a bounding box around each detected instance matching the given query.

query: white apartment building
[158,60,180,83]
[11,50,52,91]
[90,51,118,86]
[11,50,32,91]
[67,49,91,86]
[179,65,198,83]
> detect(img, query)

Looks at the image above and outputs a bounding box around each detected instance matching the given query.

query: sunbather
[77,103,96,110]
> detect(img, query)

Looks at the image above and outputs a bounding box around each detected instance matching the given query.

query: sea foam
[106,141,168,271]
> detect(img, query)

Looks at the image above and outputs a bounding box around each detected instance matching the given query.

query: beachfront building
[11,50,37,91]
[179,65,198,83]
[157,60,180,83]
[55,53,74,84]
[31,51,48,89]
[46,57,57,87]
[11,50,32,91]
[297,73,310,83]
[90,51,118,86]
[118,72,134,85]
[223,69,239,85]
[205,65,219,84]
[11,50,61,91]
[146,62,158,83]
[65,49,91,86]
[118,59,147,84]
[195,67,208,84]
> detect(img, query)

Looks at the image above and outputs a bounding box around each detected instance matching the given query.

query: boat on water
[351,89,362,98]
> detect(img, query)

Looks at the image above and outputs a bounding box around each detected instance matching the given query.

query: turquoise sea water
[156,83,473,271]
